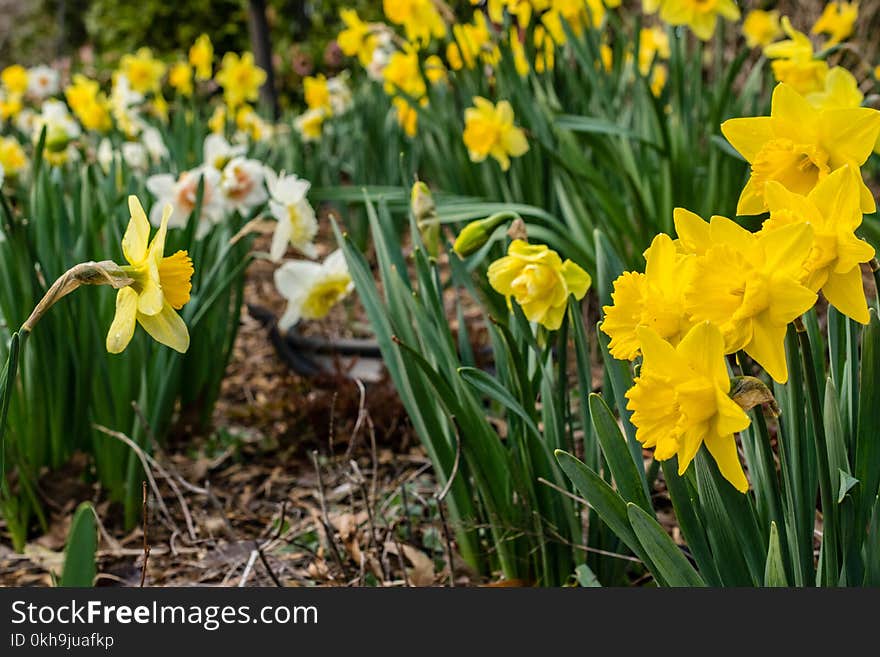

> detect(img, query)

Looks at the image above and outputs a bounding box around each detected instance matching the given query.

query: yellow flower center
[751,138,830,196]
[287,204,313,244]
[301,275,351,320]
[511,263,556,301]
[689,0,718,13]
[732,275,770,321]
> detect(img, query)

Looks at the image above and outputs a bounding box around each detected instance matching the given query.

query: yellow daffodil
[338,9,377,67]
[764,17,829,94]
[106,196,193,354]
[65,75,112,132]
[643,0,740,41]
[236,104,270,141]
[0,93,22,121]
[189,34,214,81]
[742,9,782,48]
[600,44,613,72]
[448,12,497,70]
[0,136,27,177]
[534,25,555,73]
[510,29,531,77]
[424,55,448,84]
[294,107,327,142]
[812,1,858,47]
[602,233,695,361]
[383,47,426,99]
[650,64,668,97]
[215,52,266,109]
[488,240,591,330]
[675,210,817,383]
[721,82,880,215]
[541,0,607,43]
[119,48,166,95]
[392,96,424,137]
[638,26,670,76]
[804,66,863,111]
[763,166,874,324]
[304,74,331,113]
[626,322,751,492]
[208,105,226,135]
[169,62,193,97]
[383,0,446,47]
[463,97,529,171]
[1,65,28,95]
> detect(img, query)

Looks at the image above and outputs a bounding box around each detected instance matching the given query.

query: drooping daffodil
[106,196,194,354]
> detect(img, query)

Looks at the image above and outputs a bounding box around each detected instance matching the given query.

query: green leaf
[856,310,880,531]
[60,502,97,587]
[555,114,661,150]
[575,563,601,587]
[838,471,859,504]
[458,366,542,439]
[589,394,651,513]
[764,521,788,587]
[626,503,705,587]
[554,449,655,577]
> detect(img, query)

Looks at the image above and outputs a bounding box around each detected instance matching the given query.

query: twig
[254,540,284,587]
[140,481,151,587]
[435,498,456,588]
[537,477,590,508]
[310,450,347,576]
[238,550,259,587]
[390,522,410,588]
[93,424,178,535]
[343,379,368,460]
[436,417,462,502]
[350,459,388,582]
[130,403,199,542]
[400,484,413,542]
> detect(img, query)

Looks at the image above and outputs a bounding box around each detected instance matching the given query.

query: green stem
[795,318,838,586]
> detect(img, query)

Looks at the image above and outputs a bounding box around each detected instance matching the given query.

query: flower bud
[453,212,513,257]
[411,181,439,257]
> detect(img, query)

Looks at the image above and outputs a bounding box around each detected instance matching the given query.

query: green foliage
[59,502,98,587]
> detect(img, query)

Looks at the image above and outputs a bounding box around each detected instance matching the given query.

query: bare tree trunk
[247,0,278,120]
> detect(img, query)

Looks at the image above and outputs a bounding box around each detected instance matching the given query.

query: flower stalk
[793,315,838,585]
[21,261,133,333]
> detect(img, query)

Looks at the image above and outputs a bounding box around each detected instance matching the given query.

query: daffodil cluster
[602,78,879,493]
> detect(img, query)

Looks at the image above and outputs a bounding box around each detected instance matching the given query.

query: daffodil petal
[676,321,729,390]
[703,430,749,493]
[106,287,139,354]
[745,314,789,383]
[137,302,190,353]
[823,265,871,324]
[673,208,710,255]
[122,195,150,264]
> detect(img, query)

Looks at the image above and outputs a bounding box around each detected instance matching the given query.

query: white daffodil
[274,250,353,331]
[203,133,245,171]
[97,138,114,173]
[265,169,317,261]
[220,156,267,215]
[141,126,169,164]
[110,73,145,138]
[27,65,59,102]
[146,166,225,238]
[33,100,81,164]
[121,141,148,172]
[327,74,353,115]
